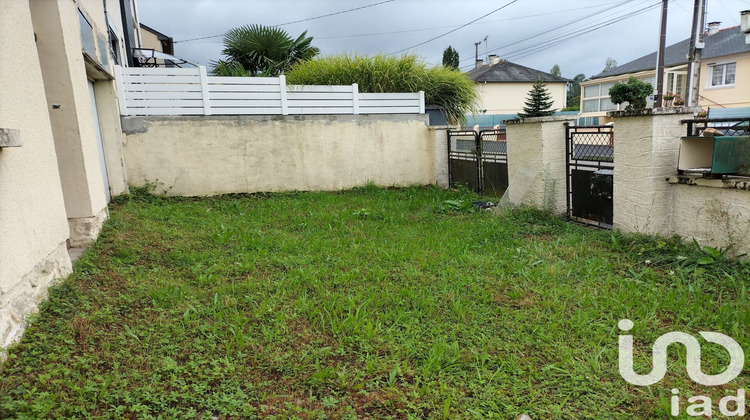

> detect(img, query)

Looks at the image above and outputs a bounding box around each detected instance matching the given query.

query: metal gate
[565,123,614,228]
[447,129,508,197]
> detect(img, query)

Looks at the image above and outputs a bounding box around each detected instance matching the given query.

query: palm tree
[212,24,319,77]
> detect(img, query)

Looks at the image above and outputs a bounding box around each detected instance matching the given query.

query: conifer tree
[517,78,556,118]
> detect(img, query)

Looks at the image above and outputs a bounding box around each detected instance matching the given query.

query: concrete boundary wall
[506,108,750,255]
[122,114,441,196]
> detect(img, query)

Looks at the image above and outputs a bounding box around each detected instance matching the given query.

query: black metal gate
[565,123,614,228]
[447,129,508,197]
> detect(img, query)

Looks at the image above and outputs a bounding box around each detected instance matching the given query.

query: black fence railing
[682,117,750,137]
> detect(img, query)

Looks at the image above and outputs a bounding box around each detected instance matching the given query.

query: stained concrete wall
[612,109,685,235]
[0,1,72,358]
[507,108,750,255]
[504,116,573,214]
[122,114,437,196]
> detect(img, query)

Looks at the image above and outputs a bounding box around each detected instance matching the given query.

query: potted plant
[663,92,674,107]
[696,109,708,118]
[673,96,685,106]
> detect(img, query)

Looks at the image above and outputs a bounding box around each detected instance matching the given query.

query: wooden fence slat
[126,99,205,107]
[210,108,283,115]
[286,99,355,107]
[207,76,279,85]
[210,100,283,108]
[207,84,282,93]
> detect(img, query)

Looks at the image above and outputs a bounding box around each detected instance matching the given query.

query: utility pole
[654,0,669,108]
[687,0,707,107]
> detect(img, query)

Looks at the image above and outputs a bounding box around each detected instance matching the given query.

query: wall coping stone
[608,107,701,118]
[505,115,577,125]
[667,174,750,191]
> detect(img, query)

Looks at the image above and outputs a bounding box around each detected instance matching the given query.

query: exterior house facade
[580,12,750,123]
[466,55,568,117]
[0,0,154,358]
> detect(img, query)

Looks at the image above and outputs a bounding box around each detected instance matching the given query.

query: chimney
[475,59,483,68]
[707,21,721,35]
[488,54,500,65]
[741,11,750,45]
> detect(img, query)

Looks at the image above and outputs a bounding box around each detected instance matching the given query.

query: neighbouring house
[0,0,153,359]
[140,23,174,55]
[466,55,569,117]
[580,10,750,124]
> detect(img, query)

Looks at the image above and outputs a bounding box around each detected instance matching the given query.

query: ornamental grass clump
[286,54,477,125]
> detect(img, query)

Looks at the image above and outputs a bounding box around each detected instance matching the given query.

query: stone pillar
[611,108,693,235]
[505,116,574,213]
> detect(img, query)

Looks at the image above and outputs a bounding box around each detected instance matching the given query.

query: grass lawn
[2,186,750,419]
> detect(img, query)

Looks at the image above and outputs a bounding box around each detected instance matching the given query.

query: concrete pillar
[430,126,451,189]
[611,108,692,235]
[504,116,574,213]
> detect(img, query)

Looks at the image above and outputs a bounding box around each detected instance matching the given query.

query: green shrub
[608,76,653,110]
[286,54,478,125]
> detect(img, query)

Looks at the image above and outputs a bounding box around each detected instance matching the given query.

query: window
[709,63,736,87]
[78,10,96,59]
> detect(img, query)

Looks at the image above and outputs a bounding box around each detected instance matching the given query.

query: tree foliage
[517,78,556,118]
[442,46,459,70]
[565,73,586,110]
[603,57,618,72]
[550,64,561,77]
[608,76,653,110]
[212,24,319,77]
[286,54,477,125]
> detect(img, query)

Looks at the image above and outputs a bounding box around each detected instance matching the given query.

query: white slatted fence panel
[116,66,425,116]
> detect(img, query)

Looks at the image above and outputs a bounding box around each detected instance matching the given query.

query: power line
[504,2,664,62]
[458,0,664,70]
[182,3,628,44]
[175,0,395,43]
[314,2,625,40]
[457,0,641,65]
[388,0,518,55]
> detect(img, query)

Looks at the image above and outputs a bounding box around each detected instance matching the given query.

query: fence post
[352,83,359,115]
[419,91,425,114]
[113,65,131,116]
[198,66,211,116]
[279,75,288,115]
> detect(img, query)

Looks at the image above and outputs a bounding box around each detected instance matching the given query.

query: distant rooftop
[466,60,569,83]
[592,25,750,79]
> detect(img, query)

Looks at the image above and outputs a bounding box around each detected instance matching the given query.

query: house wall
[30,0,132,246]
[121,114,437,196]
[0,1,73,360]
[140,27,163,52]
[699,52,750,109]
[474,82,567,115]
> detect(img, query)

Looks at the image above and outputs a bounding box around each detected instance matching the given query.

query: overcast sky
[137,0,750,78]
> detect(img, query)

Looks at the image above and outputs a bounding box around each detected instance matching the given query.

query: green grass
[2,186,750,419]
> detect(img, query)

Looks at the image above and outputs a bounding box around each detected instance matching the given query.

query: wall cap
[505,115,577,125]
[608,107,701,118]
[667,174,750,191]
